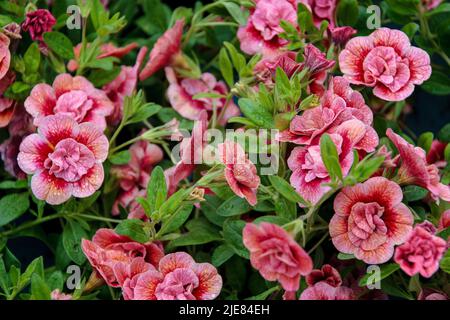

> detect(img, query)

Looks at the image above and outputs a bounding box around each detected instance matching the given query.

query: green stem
[0,213,66,237]
[307,232,329,255]
[74,214,122,224]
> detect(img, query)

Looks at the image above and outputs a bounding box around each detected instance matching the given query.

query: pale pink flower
[418,289,448,300]
[394,224,446,278]
[0,32,10,81]
[288,132,354,204]
[24,74,114,131]
[237,0,298,56]
[300,0,338,27]
[51,289,72,300]
[279,76,378,153]
[306,264,342,287]
[133,252,222,300]
[165,67,240,126]
[339,28,431,101]
[103,47,148,125]
[422,0,442,10]
[387,129,450,202]
[438,210,450,231]
[81,228,164,288]
[217,141,261,206]
[67,42,139,72]
[2,22,22,40]
[243,222,313,291]
[17,115,109,205]
[0,70,15,127]
[328,26,357,46]
[330,177,414,264]
[113,257,154,300]
[427,140,447,169]
[21,9,56,41]
[299,282,354,300]
[139,20,184,81]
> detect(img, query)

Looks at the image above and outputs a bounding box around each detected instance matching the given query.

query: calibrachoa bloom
[300,0,338,27]
[387,129,450,201]
[24,73,114,131]
[339,28,431,101]
[165,67,240,125]
[299,282,354,300]
[394,223,447,278]
[237,0,298,56]
[243,222,313,291]
[113,257,154,300]
[306,264,342,287]
[139,20,184,81]
[132,252,222,300]
[0,71,15,127]
[81,228,164,287]
[288,132,354,204]
[217,141,261,206]
[0,32,10,81]
[21,9,56,41]
[422,0,442,10]
[51,289,72,300]
[426,140,448,168]
[17,115,109,205]
[328,26,357,46]
[329,177,414,264]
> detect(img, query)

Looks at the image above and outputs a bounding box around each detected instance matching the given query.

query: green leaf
[223,1,247,25]
[88,66,122,87]
[18,257,43,290]
[245,286,279,300]
[223,220,249,259]
[212,244,235,267]
[43,32,74,60]
[238,98,275,129]
[0,180,28,189]
[159,188,192,218]
[109,150,131,165]
[337,253,355,260]
[170,219,221,247]
[147,166,167,214]
[320,134,343,182]
[62,221,88,264]
[30,274,51,300]
[253,215,289,226]
[438,123,450,142]
[217,196,252,217]
[402,22,419,40]
[223,42,246,73]
[0,193,30,227]
[159,205,193,235]
[115,219,149,243]
[128,103,162,124]
[422,70,450,95]
[350,155,385,183]
[24,43,41,74]
[219,48,234,88]
[417,131,434,152]
[403,185,428,202]
[274,197,297,220]
[85,56,119,71]
[268,175,309,206]
[336,0,359,26]
[359,263,400,287]
[439,250,450,274]
[380,277,414,300]
[297,3,315,33]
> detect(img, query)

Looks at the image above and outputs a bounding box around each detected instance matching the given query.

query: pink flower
[422,0,442,10]
[330,177,414,264]
[438,210,450,231]
[81,228,164,288]
[387,129,450,202]
[51,289,72,300]
[237,0,298,56]
[25,74,114,131]
[418,288,448,300]
[103,47,147,125]
[67,42,138,72]
[339,28,431,101]
[288,132,354,204]
[165,67,240,126]
[139,20,184,81]
[304,44,335,74]
[217,141,260,206]
[0,70,15,127]
[279,76,378,153]
[254,51,301,85]
[426,140,447,169]
[0,32,10,81]
[328,26,357,46]
[394,224,446,278]
[113,257,154,300]
[2,22,22,40]
[243,222,313,291]
[133,252,222,300]
[300,0,338,27]
[17,115,109,205]
[299,282,354,300]
[306,264,342,287]
[21,9,56,41]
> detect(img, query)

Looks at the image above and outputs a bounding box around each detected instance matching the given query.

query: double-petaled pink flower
[237,0,298,56]
[217,141,260,206]
[339,28,431,101]
[288,132,354,204]
[300,0,338,27]
[139,20,184,81]
[21,9,56,41]
[165,67,240,126]
[394,223,446,278]
[299,282,354,300]
[25,74,114,131]
[306,264,342,287]
[279,76,378,153]
[243,222,313,291]
[387,129,450,202]
[17,115,109,205]
[51,289,72,300]
[328,26,357,46]
[81,228,164,288]
[329,177,414,264]
[0,70,15,127]
[0,32,10,81]
[132,252,222,300]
